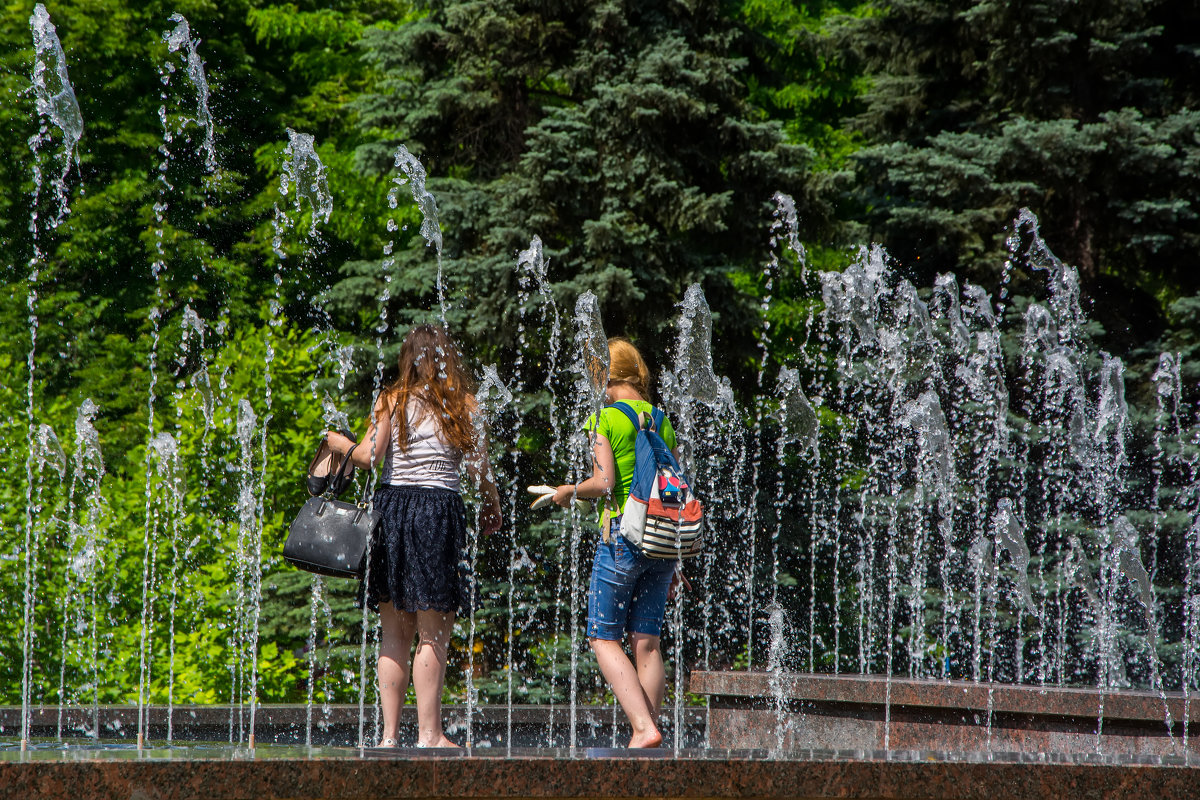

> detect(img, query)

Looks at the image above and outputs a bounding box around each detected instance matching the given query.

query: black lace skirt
[360,484,471,614]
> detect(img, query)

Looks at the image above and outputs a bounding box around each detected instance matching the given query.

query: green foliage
[839,0,1200,330]
[734,0,868,168]
[353,0,830,386]
[3,0,1199,716]
[0,320,368,705]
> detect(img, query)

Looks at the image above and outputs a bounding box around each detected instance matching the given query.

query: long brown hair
[380,325,477,453]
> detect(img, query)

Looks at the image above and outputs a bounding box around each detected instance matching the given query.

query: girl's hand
[323,430,356,456]
[667,570,692,601]
[551,484,580,508]
[480,503,502,536]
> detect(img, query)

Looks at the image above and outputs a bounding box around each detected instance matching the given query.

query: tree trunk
[1068,203,1096,284]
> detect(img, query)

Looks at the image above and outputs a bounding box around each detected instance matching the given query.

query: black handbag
[284,444,377,578]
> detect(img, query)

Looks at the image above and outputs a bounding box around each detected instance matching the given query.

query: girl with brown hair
[324,324,501,748]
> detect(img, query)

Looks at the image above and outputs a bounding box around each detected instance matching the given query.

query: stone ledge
[690,671,1198,755]
[690,671,1199,723]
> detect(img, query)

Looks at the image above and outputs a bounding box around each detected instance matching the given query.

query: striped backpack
[610,403,704,559]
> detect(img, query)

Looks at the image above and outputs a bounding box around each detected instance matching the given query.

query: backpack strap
[602,402,663,544]
[608,401,663,434]
[608,401,642,432]
[601,403,638,543]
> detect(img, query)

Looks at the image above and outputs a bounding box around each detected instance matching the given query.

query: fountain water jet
[6,15,1200,800]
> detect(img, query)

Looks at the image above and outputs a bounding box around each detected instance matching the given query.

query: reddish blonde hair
[607,337,651,399]
[381,325,477,453]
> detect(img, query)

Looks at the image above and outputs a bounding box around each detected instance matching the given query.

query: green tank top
[584,400,677,517]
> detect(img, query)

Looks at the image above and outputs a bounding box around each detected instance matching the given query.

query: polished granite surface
[4,740,1200,763]
[6,685,1200,799]
[3,742,1200,800]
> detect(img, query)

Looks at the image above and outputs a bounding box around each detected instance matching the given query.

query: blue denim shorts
[586,524,677,641]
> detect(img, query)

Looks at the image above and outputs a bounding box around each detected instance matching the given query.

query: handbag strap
[324,442,374,504]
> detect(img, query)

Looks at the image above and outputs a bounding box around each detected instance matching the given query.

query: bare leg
[590,637,662,748]
[377,602,416,744]
[630,632,666,718]
[413,609,458,747]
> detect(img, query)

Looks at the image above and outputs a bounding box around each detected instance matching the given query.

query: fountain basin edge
[690,670,1200,756]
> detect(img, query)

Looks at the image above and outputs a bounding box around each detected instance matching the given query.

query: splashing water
[992,499,1037,617]
[775,366,818,452]
[393,145,447,324]
[162,14,217,172]
[282,129,333,230]
[30,3,83,209]
[572,292,609,410]
[464,364,515,745]
[671,285,724,407]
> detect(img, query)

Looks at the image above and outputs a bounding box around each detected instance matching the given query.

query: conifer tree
[841,0,1200,322]
[353,0,823,373]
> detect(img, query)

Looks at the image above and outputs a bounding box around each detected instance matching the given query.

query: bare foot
[628,728,663,748]
[416,734,460,748]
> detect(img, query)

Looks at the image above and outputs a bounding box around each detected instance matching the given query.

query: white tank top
[382,399,462,491]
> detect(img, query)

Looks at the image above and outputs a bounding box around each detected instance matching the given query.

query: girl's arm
[464,446,502,535]
[463,396,503,534]
[465,446,502,535]
[552,432,616,507]
[324,395,393,469]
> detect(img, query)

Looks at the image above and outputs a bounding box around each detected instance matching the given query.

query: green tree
[352,0,827,382]
[840,0,1200,328]
[0,0,409,707]
[1,0,408,466]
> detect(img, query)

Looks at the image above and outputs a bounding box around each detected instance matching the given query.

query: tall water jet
[774,365,821,672]
[232,400,264,747]
[547,291,610,747]
[663,284,746,696]
[281,129,344,743]
[507,234,560,744]
[21,424,66,751]
[56,399,106,740]
[466,364,515,745]
[1150,352,1183,581]
[664,283,738,747]
[742,194,808,672]
[276,137,336,730]
[393,145,447,325]
[137,432,184,745]
[23,4,83,753]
